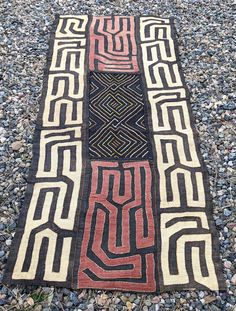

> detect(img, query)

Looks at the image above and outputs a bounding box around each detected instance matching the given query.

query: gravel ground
[0,0,236,310]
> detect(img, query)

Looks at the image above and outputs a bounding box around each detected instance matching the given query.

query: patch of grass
[30,291,48,304]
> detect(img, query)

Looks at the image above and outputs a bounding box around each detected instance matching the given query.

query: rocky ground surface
[0,0,236,310]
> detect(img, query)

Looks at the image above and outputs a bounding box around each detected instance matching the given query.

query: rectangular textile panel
[3,15,225,292]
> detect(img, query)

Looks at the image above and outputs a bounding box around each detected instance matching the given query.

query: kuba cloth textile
[4,15,225,292]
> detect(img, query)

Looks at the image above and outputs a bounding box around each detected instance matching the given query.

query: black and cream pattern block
[139,16,225,291]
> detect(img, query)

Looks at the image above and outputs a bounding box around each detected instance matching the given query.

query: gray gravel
[0,0,236,310]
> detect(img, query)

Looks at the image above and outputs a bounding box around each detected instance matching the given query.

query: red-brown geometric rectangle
[89,16,139,73]
[78,160,156,291]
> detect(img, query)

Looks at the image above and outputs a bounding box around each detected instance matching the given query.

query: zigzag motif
[89,72,152,159]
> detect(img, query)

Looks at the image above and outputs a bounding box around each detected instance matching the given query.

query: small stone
[198,291,205,299]
[78,289,86,299]
[70,292,79,305]
[162,293,169,299]
[223,102,236,110]
[216,218,223,226]
[65,301,73,308]
[204,295,217,304]
[87,304,94,311]
[121,295,128,303]
[0,250,5,258]
[116,304,123,311]
[151,296,160,304]
[226,222,236,229]
[134,298,141,305]
[223,209,232,217]
[0,299,6,306]
[126,301,132,310]
[6,239,12,246]
[114,298,121,304]
[26,297,34,306]
[97,297,106,306]
[229,152,236,160]
[224,260,232,269]
[129,294,136,303]
[11,141,23,151]
[11,299,17,306]
[78,303,87,310]
[231,274,236,285]
[101,294,108,300]
[144,300,152,306]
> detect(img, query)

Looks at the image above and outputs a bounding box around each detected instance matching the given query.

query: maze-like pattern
[89,16,139,72]
[160,212,218,290]
[78,161,156,292]
[89,72,151,159]
[140,17,220,290]
[11,16,88,283]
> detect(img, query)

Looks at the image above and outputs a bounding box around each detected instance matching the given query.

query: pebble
[129,294,136,303]
[134,298,141,305]
[144,300,152,306]
[11,141,23,151]
[198,291,205,299]
[87,304,94,311]
[224,209,232,217]
[231,274,236,285]
[216,218,223,226]
[151,296,160,304]
[78,303,87,310]
[26,297,34,306]
[224,260,232,269]
[5,239,12,246]
[126,301,132,310]
[204,295,217,304]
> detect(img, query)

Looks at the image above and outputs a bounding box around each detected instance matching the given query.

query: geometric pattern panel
[3,15,225,293]
[89,72,152,159]
[78,161,156,292]
[140,16,224,291]
[3,15,88,286]
[89,16,139,73]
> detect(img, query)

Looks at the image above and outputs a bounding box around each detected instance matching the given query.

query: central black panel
[88,72,152,159]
